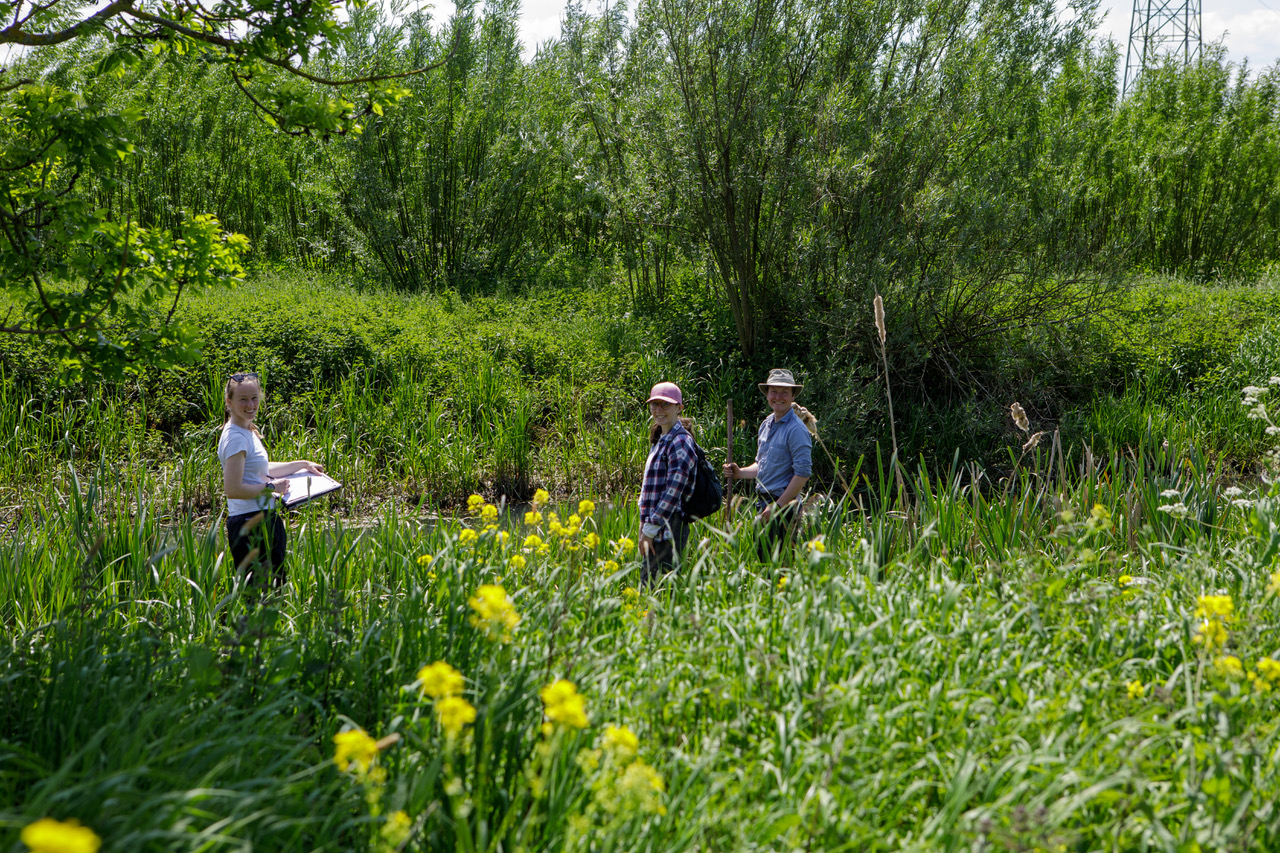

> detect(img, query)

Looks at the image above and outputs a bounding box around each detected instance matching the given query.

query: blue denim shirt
[755,408,813,496]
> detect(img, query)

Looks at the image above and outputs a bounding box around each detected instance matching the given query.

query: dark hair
[650,417,694,445]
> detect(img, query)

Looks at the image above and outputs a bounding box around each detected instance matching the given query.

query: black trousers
[640,517,690,587]
[755,493,800,562]
[227,509,288,588]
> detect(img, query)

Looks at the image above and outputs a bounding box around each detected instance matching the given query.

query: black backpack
[682,441,723,521]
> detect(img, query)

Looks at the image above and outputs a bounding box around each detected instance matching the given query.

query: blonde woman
[218,372,323,587]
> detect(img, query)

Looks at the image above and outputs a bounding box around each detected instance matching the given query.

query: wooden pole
[723,398,734,528]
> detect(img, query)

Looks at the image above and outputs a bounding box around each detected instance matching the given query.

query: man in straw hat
[722,369,812,561]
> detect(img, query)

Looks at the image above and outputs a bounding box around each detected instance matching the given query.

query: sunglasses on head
[230,372,260,383]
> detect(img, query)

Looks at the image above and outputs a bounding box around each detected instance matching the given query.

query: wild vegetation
[3,266,1280,850]
[5,0,1280,849]
[4,415,1280,850]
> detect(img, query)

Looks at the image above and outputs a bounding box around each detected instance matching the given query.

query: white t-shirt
[218,422,276,515]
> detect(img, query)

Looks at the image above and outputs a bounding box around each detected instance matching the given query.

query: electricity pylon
[1123,0,1202,95]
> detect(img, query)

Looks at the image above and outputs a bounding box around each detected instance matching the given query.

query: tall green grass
[5,435,1280,850]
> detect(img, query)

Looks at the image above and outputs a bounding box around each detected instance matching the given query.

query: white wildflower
[1232,499,1254,509]
[1158,502,1190,518]
[1222,486,1244,497]
[1160,488,1181,499]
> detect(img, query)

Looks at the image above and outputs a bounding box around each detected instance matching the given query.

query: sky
[482,0,1280,71]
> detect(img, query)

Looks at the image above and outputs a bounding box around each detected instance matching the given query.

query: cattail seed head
[1010,402,1029,434]
[791,402,819,437]
[873,295,886,346]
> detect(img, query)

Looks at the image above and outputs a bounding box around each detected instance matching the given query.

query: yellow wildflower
[1214,655,1245,679]
[547,511,559,525]
[604,724,639,757]
[1117,574,1133,586]
[579,499,596,516]
[540,679,589,728]
[622,587,640,601]
[509,554,527,570]
[525,510,543,526]
[616,536,636,555]
[437,695,477,737]
[427,570,437,582]
[417,661,464,699]
[806,537,825,553]
[1126,680,1145,699]
[495,530,510,546]
[458,528,479,547]
[468,584,520,639]
[576,747,602,773]
[417,554,433,567]
[568,513,582,527]
[584,532,600,549]
[467,494,485,514]
[1087,503,1113,533]
[599,559,620,575]
[1194,619,1229,650]
[20,818,101,853]
[1195,595,1234,622]
[382,811,412,846]
[1257,657,1280,685]
[524,533,544,550]
[616,759,666,815]
[533,488,550,508]
[481,503,499,523]
[549,520,566,537]
[333,728,380,773]
[777,575,789,591]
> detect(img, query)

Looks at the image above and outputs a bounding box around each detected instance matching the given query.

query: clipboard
[281,471,342,509]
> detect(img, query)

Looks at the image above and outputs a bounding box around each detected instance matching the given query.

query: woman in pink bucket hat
[636,381,698,585]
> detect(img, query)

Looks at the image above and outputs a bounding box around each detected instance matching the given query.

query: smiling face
[765,385,796,418]
[226,377,263,428]
[648,399,682,433]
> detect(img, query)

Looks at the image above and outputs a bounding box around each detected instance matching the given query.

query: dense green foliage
[0,0,447,378]
[3,273,1277,521]
[10,0,1280,393]
[5,0,1280,468]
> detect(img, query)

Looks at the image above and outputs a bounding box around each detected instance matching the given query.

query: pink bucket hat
[646,381,683,406]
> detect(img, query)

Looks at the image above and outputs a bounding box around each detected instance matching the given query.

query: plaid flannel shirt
[638,421,697,540]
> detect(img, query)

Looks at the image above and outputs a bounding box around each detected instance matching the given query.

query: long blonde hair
[224,373,264,439]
